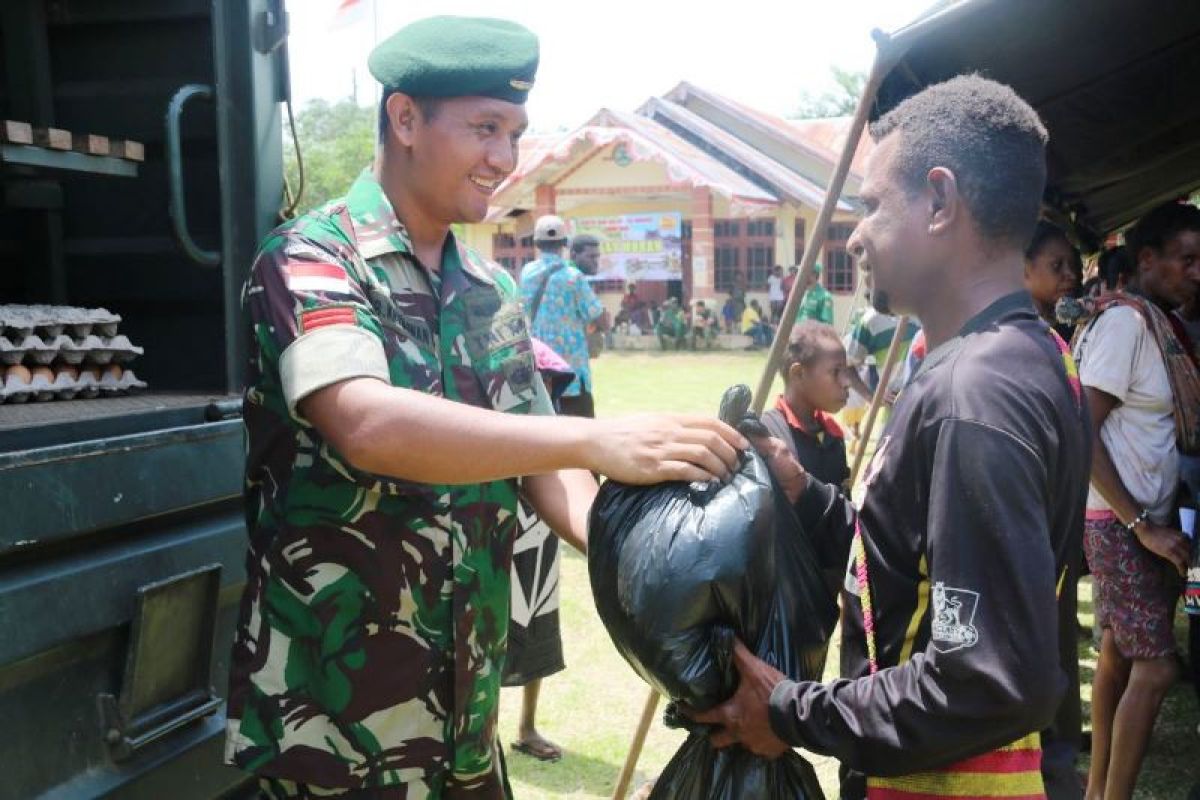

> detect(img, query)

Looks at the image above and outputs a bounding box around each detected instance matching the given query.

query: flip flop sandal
[511,739,562,762]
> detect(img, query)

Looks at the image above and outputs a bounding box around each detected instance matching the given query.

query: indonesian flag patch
[285,261,351,294]
[300,306,357,333]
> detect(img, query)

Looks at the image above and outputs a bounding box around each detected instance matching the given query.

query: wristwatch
[1124,508,1151,534]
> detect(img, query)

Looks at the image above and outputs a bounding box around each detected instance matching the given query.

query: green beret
[368,16,539,105]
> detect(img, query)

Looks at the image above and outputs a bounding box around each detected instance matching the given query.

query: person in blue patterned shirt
[519,217,608,417]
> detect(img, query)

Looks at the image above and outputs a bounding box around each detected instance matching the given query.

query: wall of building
[460,223,498,259]
[557,142,665,189]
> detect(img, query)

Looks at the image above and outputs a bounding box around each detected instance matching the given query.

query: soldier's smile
[469,175,502,195]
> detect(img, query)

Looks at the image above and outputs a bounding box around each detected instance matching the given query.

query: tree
[284,98,376,216]
[789,67,867,119]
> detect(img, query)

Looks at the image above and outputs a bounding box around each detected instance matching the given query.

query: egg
[57,365,79,381]
[81,366,101,380]
[30,366,54,383]
[5,364,31,384]
[103,364,122,380]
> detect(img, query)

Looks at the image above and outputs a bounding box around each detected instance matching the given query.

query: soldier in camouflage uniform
[225,16,747,800]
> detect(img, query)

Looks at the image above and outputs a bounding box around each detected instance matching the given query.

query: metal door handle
[166,84,220,266]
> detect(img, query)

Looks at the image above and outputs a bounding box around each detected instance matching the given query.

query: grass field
[497,350,1198,799]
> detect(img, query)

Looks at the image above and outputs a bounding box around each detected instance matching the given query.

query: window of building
[744,218,774,289]
[714,218,740,291]
[746,244,774,288]
[713,217,775,290]
[746,219,775,237]
[714,245,740,291]
[493,231,535,273]
[794,219,806,266]
[823,223,857,294]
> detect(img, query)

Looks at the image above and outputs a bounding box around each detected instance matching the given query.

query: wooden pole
[603,27,915,800]
[750,49,892,415]
[848,316,909,485]
[610,688,661,800]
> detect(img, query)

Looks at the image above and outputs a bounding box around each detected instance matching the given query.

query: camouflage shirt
[226,171,550,796]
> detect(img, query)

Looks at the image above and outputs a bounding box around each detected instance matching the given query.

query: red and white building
[462,81,872,329]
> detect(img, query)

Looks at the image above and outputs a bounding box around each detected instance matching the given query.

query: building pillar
[690,186,715,300]
[776,204,797,267]
[534,184,556,219]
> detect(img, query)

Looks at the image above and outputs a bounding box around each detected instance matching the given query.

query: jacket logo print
[931,581,980,653]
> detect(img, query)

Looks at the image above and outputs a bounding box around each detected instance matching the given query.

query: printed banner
[571,213,683,281]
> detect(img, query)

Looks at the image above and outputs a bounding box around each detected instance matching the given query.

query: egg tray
[0,368,147,403]
[0,333,143,366]
[0,304,122,340]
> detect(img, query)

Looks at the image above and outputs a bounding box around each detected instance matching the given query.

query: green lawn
[590,349,783,417]
[498,351,1198,799]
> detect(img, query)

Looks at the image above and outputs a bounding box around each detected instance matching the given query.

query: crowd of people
[224,12,1199,800]
[609,261,841,354]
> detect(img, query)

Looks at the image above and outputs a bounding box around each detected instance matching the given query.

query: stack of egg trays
[0,305,147,403]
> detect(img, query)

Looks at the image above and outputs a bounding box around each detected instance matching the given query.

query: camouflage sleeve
[246,226,388,416]
[493,264,554,417]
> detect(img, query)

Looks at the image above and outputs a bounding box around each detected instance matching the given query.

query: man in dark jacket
[687,74,1090,800]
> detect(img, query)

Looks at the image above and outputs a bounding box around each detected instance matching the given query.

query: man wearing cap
[519,217,607,418]
[226,15,747,799]
[795,263,834,325]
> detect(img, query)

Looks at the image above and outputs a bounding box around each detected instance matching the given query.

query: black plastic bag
[588,386,838,799]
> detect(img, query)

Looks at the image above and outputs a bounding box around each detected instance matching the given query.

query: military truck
[0,1,288,796]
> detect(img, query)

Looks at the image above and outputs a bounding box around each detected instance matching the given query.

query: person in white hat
[519,215,608,417]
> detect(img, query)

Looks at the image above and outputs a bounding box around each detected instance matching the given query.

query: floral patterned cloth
[519,255,605,397]
[1085,511,1182,659]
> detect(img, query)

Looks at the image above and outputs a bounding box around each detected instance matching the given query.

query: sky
[286,0,936,133]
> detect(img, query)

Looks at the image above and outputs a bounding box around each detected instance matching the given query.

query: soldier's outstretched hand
[585,414,749,485]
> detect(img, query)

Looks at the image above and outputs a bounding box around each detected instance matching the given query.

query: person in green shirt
[656,296,688,350]
[796,262,834,325]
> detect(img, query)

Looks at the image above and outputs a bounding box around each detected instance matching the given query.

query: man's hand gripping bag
[588,385,838,798]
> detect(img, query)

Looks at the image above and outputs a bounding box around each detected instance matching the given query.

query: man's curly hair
[870,74,1048,247]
